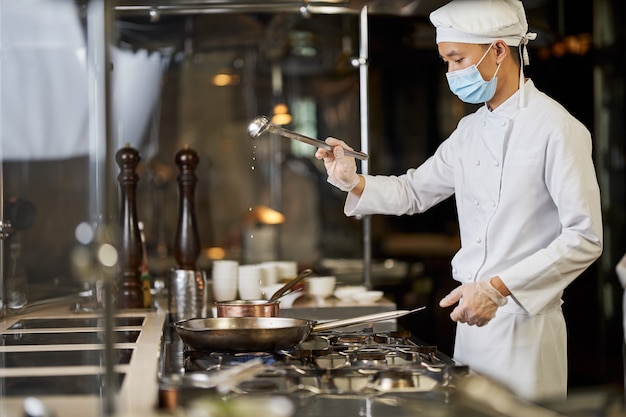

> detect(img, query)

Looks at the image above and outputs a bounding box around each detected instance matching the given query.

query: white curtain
[0,0,163,160]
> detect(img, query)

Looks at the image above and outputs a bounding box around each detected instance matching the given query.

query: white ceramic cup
[211,260,238,301]
[263,261,298,282]
[306,276,336,305]
[259,263,279,286]
[237,264,263,300]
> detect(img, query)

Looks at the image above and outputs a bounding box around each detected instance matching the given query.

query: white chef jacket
[345,80,603,401]
[615,253,626,397]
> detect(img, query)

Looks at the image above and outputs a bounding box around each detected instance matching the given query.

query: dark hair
[482,42,521,67]
[509,46,521,66]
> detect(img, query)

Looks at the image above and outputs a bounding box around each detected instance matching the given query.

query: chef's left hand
[439,280,508,326]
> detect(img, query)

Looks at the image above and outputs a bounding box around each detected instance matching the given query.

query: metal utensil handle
[268,268,312,303]
[268,125,369,161]
[312,306,426,332]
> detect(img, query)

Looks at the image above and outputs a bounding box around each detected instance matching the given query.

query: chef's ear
[493,40,508,65]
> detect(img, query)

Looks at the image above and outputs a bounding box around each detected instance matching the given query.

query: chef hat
[429,0,533,47]
[430,0,537,107]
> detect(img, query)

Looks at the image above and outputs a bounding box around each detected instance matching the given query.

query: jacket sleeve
[617,253,626,289]
[345,138,457,217]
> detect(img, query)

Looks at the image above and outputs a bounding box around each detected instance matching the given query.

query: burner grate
[178,328,463,397]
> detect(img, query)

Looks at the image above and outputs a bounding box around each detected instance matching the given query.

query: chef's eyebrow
[438,49,462,62]
[441,49,462,58]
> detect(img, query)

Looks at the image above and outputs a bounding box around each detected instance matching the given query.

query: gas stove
[157,318,612,417]
[182,329,461,392]
[159,325,472,416]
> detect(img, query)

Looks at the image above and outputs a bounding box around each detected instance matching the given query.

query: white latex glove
[439,280,507,327]
[314,137,360,192]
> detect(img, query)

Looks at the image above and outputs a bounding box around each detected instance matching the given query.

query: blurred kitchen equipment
[1,197,36,239]
[168,146,207,322]
[185,359,266,395]
[457,373,567,417]
[174,307,425,351]
[0,196,36,311]
[247,115,369,161]
[241,206,284,264]
[169,269,207,322]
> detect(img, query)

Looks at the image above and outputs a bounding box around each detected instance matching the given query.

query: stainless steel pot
[173,308,425,351]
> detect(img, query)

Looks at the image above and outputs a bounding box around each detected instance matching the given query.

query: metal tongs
[247,115,369,161]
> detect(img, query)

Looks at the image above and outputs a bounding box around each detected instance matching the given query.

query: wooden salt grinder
[115,145,144,309]
[173,147,201,270]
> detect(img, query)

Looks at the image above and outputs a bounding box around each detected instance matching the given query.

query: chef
[315,0,603,402]
[616,254,626,400]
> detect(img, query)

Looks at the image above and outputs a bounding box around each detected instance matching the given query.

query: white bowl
[333,285,367,301]
[306,276,336,299]
[351,290,384,304]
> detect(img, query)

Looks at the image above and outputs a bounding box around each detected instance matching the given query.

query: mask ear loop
[476,41,496,67]
[518,32,537,108]
[477,42,501,84]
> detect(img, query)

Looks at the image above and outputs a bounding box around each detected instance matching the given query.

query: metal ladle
[247,116,369,161]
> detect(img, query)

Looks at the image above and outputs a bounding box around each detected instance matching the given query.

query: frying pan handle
[312,307,425,332]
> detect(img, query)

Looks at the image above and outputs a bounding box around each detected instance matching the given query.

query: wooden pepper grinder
[174,146,201,270]
[115,144,144,309]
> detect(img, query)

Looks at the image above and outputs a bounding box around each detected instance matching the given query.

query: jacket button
[475,237,482,243]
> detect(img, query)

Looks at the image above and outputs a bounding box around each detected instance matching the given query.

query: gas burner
[396,345,439,364]
[184,349,290,371]
[334,334,369,345]
[315,352,351,370]
[372,330,412,344]
[353,347,388,367]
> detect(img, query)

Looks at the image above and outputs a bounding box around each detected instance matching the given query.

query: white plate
[351,290,384,304]
[333,285,367,301]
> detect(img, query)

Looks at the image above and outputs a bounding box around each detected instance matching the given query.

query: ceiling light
[272,103,292,125]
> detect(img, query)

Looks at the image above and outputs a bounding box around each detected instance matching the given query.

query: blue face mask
[446,44,500,104]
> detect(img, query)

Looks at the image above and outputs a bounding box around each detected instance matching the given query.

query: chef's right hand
[439,280,507,327]
[315,137,360,192]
